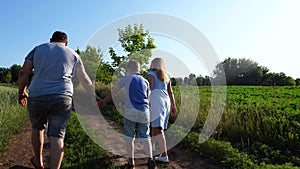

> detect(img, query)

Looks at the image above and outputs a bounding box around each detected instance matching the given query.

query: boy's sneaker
[154,155,169,163]
[147,158,156,169]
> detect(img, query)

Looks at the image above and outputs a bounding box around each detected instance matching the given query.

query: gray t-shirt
[25,42,83,97]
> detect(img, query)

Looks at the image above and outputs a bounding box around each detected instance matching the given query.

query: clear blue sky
[1,0,299,78]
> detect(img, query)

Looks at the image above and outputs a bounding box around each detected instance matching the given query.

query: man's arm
[18,60,33,106]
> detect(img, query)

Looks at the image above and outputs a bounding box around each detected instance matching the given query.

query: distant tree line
[213,57,300,86]
[0,64,22,84]
[1,25,299,86]
[3,56,298,86]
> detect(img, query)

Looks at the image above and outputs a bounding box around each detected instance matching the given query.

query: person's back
[27,42,81,97]
[100,60,155,169]
[118,72,149,110]
[147,57,177,164]
[148,70,169,97]
[18,31,99,169]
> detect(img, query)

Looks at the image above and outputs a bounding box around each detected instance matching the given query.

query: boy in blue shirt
[100,60,155,169]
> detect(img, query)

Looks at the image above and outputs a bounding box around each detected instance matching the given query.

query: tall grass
[93,84,300,167]
[0,85,28,153]
[191,86,300,166]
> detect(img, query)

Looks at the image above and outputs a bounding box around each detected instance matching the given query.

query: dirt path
[78,112,218,169]
[0,116,218,169]
[0,121,50,169]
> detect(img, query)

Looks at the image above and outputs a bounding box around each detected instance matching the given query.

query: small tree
[96,62,114,84]
[10,64,21,84]
[214,57,266,85]
[79,46,103,82]
[109,24,156,76]
[4,71,12,83]
[0,67,11,83]
[295,78,300,86]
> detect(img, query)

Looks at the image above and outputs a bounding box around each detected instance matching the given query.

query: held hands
[94,95,104,108]
[94,95,106,109]
[97,100,106,109]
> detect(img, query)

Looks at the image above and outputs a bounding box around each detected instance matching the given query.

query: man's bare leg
[50,137,64,169]
[31,129,44,167]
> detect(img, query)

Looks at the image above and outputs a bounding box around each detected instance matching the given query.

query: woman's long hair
[149,58,168,82]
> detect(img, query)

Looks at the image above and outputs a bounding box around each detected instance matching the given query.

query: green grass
[215,86,300,166]
[95,85,300,168]
[0,85,28,154]
[2,85,300,168]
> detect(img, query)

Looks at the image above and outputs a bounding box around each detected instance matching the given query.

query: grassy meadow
[0,85,28,153]
[1,84,300,168]
[97,85,300,168]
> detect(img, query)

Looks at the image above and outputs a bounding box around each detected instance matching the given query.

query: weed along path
[0,111,217,169]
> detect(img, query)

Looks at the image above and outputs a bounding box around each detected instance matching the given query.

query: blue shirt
[148,71,169,96]
[25,42,83,97]
[117,72,149,110]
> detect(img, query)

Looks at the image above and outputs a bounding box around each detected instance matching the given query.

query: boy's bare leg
[50,137,64,169]
[31,129,44,167]
[126,141,135,165]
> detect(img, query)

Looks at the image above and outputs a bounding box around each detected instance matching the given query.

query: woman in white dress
[148,58,176,163]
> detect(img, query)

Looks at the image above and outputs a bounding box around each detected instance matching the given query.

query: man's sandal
[30,157,45,169]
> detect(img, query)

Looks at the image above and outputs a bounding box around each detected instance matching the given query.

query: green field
[177,86,300,168]
[0,85,28,153]
[1,85,300,168]
[97,85,300,168]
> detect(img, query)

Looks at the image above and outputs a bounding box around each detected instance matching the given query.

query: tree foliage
[75,46,114,85]
[0,65,21,84]
[1,27,298,87]
[77,46,103,82]
[109,24,156,75]
[96,62,114,84]
[10,64,21,83]
[213,57,296,86]
[296,78,300,86]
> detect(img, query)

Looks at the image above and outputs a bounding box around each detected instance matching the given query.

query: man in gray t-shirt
[18,31,100,169]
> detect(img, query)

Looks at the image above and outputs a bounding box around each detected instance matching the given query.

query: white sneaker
[155,155,169,162]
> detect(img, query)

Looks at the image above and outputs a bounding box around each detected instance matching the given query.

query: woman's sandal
[30,157,45,169]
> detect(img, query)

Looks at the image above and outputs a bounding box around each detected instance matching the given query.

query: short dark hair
[50,31,68,43]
